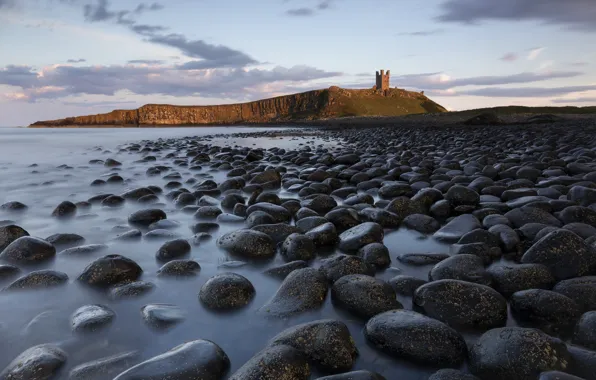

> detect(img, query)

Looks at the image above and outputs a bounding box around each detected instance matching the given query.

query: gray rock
[113,340,230,380]
[77,255,142,288]
[414,279,508,329]
[429,254,492,286]
[505,207,562,228]
[0,344,67,380]
[445,185,480,206]
[52,200,77,218]
[331,274,401,319]
[403,214,440,233]
[558,206,596,228]
[397,252,449,266]
[246,202,291,223]
[281,233,316,262]
[306,222,339,247]
[0,225,29,252]
[141,304,186,329]
[319,255,374,283]
[128,209,167,227]
[553,276,596,312]
[338,222,383,253]
[510,289,581,333]
[296,216,327,233]
[563,223,596,240]
[260,268,328,317]
[567,345,596,380]
[157,259,201,277]
[429,369,480,380]
[114,229,142,242]
[264,261,309,280]
[316,371,386,380]
[0,264,19,281]
[199,273,255,310]
[45,233,84,248]
[0,236,56,264]
[434,214,481,242]
[69,351,139,380]
[229,345,309,380]
[469,327,570,380]
[71,304,115,332]
[251,223,302,244]
[59,244,108,256]
[301,194,337,214]
[109,281,155,300]
[358,207,401,228]
[364,310,467,366]
[487,263,555,297]
[358,242,390,270]
[155,239,191,262]
[268,319,357,373]
[217,229,276,259]
[538,371,585,380]
[521,229,596,281]
[388,275,427,296]
[246,210,275,227]
[325,208,360,231]
[4,270,68,291]
[568,186,596,207]
[488,224,520,252]
[573,311,596,350]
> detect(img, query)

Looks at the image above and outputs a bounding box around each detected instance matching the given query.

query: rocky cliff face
[29,87,445,127]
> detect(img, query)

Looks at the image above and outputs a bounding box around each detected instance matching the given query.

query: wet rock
[141,304,186,329]
[434,214,481,242]
[487,263,555,297]
[0,344,67,380]
[217,229,276,259]
[510,289,581,333]
[77,255,142,288]
[246,210,275,227]
[3,270,68,291]
[251,223,301,244]
[0,236,56,264]
[567,345,596,380]
[104,158,121,167]
[101,195,125,208]
[364,310,467,367]
[538,372,585,380]
[358,207,401,228]
[306,222,339,247]
[325,208,360,231]
[52,200,77,218]
[429,254,492,286]
[563,223,596,240]
[264,261,309,280]
[338,222,384,253]
[332,274,401,319]
[199,273,255,310]
[144,229,178,240]
[45,233,84,248]
[316,370,386,380]
[319,255,374,283]
[268,319,357,373]
[122,187,155,201]
[521,229,596,281]
[568,186,596,207]
[109,281,155,300]
[0,224,29,252]
[155,239,191,262]
[229,345,309,380]
[414,279,508,329]
[0,201,28,212]
[128,209,167,227]
[505,207,562,228]
[445,185,480,206]
[296,216,327,232]
[428,369,481,380]
[260,268,328,317]
[0,264,20,281]
[397,252,449,266]
[216,213,245,224]
[281,233,316,262]
[388,275,427,296]
[157,259,200,277]
[358,242,390,270]
[403,214,440,233]
[301,194,337,214]
[246,202,291,223]
[488,224,520,252]
[59,244,108,256]
[468,327,570,380]
[558,206,596,228]
[113,340,230,380]
[71,304,115,332]
[194,206,223,220]
[553,277,596,312]
[69,351,140,380]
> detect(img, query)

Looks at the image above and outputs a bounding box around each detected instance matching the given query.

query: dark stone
[45,233,84,248]
[364,310,467,367]
[563,223,596,240]
[155,239,191,262]
[109,281,155,300]
[281,233,316,262]
[78,255,142,288]
[573,311,596,350]
[434,214,481,242]
[429,254,492,286]
[505,207,562,228]
[0,264,20,281]
[0,225,29,252]
[229,345,309,380]
[128,209,167,227]
[157,259,201,277]
[3,270,68,291]
[358,242,390,270]
[567,345,596,380]
[0,344,67,380]
[388,275,427,296]
[510,289,581,333]
[487,263,556,297]
[538,371,585,380]
[216,229,276,259]
[0,201,28,212]
[260,268,328,317]
[358,207,401,228]
[319,255,374,283]
[59,244,108,256]
[264,261,309,280]
[268,319,357,373]
[331,274,401,319]
[305,222,339,247]
[445,185,480,206]
[113,340,230,380]
[199,273,255,310]
[301,194,338,214]
[325,208,360,231]
[429,369,480,380]
[251,223,302,244]
[51,200,77,218]
[194,206,223,219]
[114,229,142,241]
[553,277,596,312]
[414,279,508,329]
[469,327,570,380]
[521,229,596,281]
[558,206,596,228]
[101,195,125,208]
[403,214,441,233]
[69,351,140,380]
[141,304,185,329]
[71,304,115,332]
[144,229,178,241]
[315,370,386,380]
[246,210,275,227]
[296,216,327,233]
[246,202,291,223]
[397,252,449,266]
[0,236,56,264]
[338,222,384,253]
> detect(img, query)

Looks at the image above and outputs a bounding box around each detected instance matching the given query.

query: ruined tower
[375,69,390,91]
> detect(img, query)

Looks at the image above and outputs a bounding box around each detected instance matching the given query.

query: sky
[0,0,595,126]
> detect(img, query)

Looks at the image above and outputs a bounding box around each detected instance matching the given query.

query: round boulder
[77,255,142,288]
[338,222,384,253]
[216,229,276,259]
[199,273,255,310]
[331,274,401,319]
[155,239,191,262]
[0,236,56,264]
[71,304,115,332]
[281,233,316,262]
[0,344,67,380]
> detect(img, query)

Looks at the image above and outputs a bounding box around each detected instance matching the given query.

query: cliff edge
[29,87,446,127]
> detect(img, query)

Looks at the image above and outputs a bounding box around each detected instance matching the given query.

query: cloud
[66,58,86,63]
[286,8,314,16]
[127,59,165,64]
[130,24,168,35]
[552,97,596,104]
[285,0,334,16]
[149,34,258,68]
[397,29,445,36]
[62,100,139,107]
[437,0,596,31]
[133,2,164,14]
[0,63,343,102]
[500,53,517,62]
[0,0,15,8]
[527,47,545,60]
[458,85,596,98]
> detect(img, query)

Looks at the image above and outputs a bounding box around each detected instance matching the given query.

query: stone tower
[375,69,390,91]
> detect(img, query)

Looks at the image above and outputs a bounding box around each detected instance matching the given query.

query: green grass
[328,92,446,117]
[451,105,596,117]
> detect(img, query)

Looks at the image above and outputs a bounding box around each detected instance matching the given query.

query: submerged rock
[0,236,56,264]
[77,255,142,288]
[331,274,401,319]
[229,345,309,380]
[0,344,67,380]
[69,351,140,380]
[199,273,255,310]
[71,304,115,333]
[4,270,68,291]
[216,229,276,259]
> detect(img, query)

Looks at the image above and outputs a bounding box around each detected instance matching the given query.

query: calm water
[0,127,452,379]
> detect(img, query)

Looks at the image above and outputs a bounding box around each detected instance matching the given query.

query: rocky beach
[1,116,596,380]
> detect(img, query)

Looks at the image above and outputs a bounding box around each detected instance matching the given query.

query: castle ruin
[375,69,390,91]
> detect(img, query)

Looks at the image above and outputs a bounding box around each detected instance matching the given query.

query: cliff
[29,87,447,127]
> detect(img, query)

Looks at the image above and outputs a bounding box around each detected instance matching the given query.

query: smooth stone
[0,264,20,281]
[0,344,67,380]
[229,345,309,380]
[538,371,585,380]
[397,252,450,266]
[113,340,230,380]
[128,209,167,227]
[251,223,302,244]
[114,229,142,241]
[487,263,556,297]
[157,259,201,277]
[109,281,155,300]
[319,255,374,283]
[573,311,596,350]
[0,236,56,264]
[358,242,390,270]
[434,214,481,242]
[567,345,596,380]
[260,268,328,317]
[429,254,492,286]
[199,273,255,310]
[77,255,142,288]
[364,310,467,367]
[553,277,596,312]
[3,270,68,291]
[264,261,309,280]
[59,244,108,256]
[246,202,291,223]
[315,370,386,380]
[296,216,327,233]
[141,304,186,329]
[469,327,570,380]
[155,239,191,262]
[305,222,339,247]
[216,229,276,259]
[71,304,115,332]
[403,214,440,233]
[388,275,427,296]
[52,200,77,218]
[45,233,84,248]
[268,319,357,373]
[414,279,508,329]
[69,351,140,380]
[281,233,316,262]
[510,289,582,333]
[358,207,401,228]
[505,207,562,228]
[331,274,401,319]
[445,185,480,206]
[429,369,481,380]
[0,225,30,252]
[338,222,384,253]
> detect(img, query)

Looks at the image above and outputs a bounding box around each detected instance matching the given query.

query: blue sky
[0,0,595,126]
